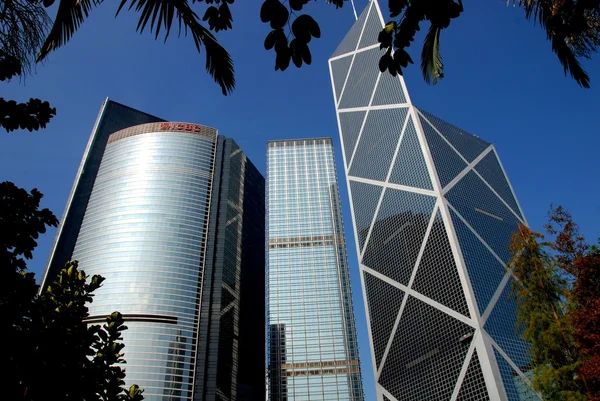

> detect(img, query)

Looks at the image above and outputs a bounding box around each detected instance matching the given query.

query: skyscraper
[43,99,266,401]
[266,138,364,401]
[329,2,537,400]
[42,100,164,287]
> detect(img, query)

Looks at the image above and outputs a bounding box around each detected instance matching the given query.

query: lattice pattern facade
[328,2,537,400]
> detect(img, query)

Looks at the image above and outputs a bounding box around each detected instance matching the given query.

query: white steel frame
[328,1,533,400]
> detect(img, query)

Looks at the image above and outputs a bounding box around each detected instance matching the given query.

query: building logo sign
[159,122,203,132]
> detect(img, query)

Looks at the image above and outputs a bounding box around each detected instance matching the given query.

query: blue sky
[1,0,599,399]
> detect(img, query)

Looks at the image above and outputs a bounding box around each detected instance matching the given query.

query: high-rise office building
[329,2,537,400]
[43,99,266,401]
[266,139,363,401]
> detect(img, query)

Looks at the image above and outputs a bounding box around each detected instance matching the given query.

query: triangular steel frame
[328,1,535,400]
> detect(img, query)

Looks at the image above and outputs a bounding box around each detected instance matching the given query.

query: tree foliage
[506,0,599,88]
[509,206,600,401]
[377,0,599,87]
[0,95,56,132]
[376,0,463,84]
[0,1,56,134]
[0,181,58,272]
[1,181,58,400]
[37,0,235,95]
[27,262,145,401]
[546,206,600,401]
[0,0,51,77]
[0,181,144,401]
[28,0,599,98]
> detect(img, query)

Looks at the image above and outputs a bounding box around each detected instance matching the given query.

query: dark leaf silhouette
[260,0,289,30]
[275,46,291,71]
[389,0,409,18]
[0,0,51,78]
[379,0,596,87]
[292,17,312,43]
[37,0,99,62]
[0,98,57,133]
[0,182,145,400]
[290,0,309,12]
[19,0,599,94]
[0,51,23,81]
[261,0,333,71]
[291,39,303,67]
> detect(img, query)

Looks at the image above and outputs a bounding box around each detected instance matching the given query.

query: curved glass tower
[72,122,217,399]
[44,100,266,401]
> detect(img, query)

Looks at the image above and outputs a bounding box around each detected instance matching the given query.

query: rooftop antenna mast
[350,0,358,20]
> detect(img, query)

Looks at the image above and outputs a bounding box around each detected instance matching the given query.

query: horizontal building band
[268,240,344,249]
[84,313,178,325]
[268,235,342,244]
[108,122,217,144]
[267,137,333,147]
[280,360,359,370]
[268,234,345,249]
[280,367,361,377]
[94,166,213,184]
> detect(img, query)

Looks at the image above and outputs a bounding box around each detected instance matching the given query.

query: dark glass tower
[43,100,265,401]
[266,138,364,401]
[329,2,538,401]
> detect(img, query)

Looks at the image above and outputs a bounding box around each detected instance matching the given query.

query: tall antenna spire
[350,0,358,20]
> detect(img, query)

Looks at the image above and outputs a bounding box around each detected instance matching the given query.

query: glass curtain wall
[267,138,363,401]
[72,124,217,401]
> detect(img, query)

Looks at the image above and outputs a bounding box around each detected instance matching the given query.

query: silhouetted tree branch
[34,0,598,93]
[0,97,56,133]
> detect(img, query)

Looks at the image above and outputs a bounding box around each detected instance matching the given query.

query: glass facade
[195,137,266,401]
[42,99,164,288]
[267,138,363,401]
[72,124,217,401]
[329,2,537,400]
[43,101,266,401]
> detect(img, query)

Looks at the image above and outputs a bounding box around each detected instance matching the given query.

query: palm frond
[551,34,591,88]
[117,0,235,94]
[421,24,443,84]
[38,0,234,94]
[0,0,52,77]
[37,0,101,62]
[116,0,178,41]
[513,0,592,87]
[511,0,551,27]
[194,27,235,95]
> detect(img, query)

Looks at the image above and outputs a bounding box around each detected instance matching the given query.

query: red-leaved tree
[546,206,600,401]
[510,206,600,401]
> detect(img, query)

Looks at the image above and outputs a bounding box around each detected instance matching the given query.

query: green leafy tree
[508,206,600,401]
[546,206,600,401]
[0,181,143,401]
[32,0,599,96]
[27,262,145,401]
